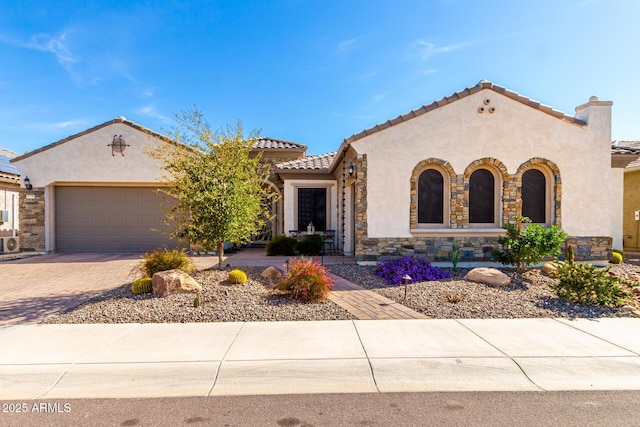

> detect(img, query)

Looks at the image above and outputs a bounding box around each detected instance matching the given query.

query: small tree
[492,216,567,273]
[150,108,277,269]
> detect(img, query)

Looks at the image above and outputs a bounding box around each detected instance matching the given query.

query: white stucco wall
[283,179,337,235]
[12,122,168,188]
[350,89,612,239]
[0,184,19,235]
[611,167,624,249]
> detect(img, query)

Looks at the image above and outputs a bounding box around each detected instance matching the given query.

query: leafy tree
[492,216,567,273]
[150,108,277,268]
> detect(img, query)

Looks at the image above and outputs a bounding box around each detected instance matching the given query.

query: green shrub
[297,234,324,256]
[450,242,461,272]
[611,252,623,264]
[493,216,567,273]
[553,261,630,306]
[277,257,334,302]
[228,269,247,284]
[138,248,195,277]
[266,235,298,256]
[131,277,153,295]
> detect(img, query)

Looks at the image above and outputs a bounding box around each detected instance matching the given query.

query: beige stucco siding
[351,89,611,238]
[13,123,167,187]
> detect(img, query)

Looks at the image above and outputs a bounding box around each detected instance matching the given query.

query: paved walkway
[2,318,640,399]
[224,248,427,319]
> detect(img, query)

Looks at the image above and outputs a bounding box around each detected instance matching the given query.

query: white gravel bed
[41,267,355,324]
[41,263,640,324]
[328,263,640,319]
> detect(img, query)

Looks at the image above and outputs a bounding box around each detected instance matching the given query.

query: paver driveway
[0,253,218,325]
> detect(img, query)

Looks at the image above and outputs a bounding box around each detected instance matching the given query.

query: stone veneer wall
[354,152,608,262]
[356,235,611,262]
[19,187,45,252]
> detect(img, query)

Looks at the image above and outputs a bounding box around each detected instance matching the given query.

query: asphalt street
[2,391,640,427]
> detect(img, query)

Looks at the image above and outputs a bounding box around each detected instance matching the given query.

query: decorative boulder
[152,269,202,297]
[261,266,283,280]
[542,261,563,277]
[465,268,511,286]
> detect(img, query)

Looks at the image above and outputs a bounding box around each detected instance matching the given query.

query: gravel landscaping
[41,262,640,324]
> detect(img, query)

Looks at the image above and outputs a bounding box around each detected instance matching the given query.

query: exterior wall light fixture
[347,163,355,177]
[108,134,130,156]
[24,176,33,190]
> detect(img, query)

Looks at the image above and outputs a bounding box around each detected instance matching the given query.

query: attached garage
[12,117,180,253]
[55,186,175,252]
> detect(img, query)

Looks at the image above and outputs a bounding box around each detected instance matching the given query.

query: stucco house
[12,80,638,261]
[618,141,640,251]
[0,148,20,253]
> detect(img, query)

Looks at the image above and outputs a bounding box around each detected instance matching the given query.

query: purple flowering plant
[376,256,450,285]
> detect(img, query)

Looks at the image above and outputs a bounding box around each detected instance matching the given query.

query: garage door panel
[55,186,177,253]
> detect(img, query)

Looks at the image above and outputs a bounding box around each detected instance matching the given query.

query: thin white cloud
[336,38,361,56]
[422,68,438,75]
[135,105,172,124]
[574,0,598,10]
[0,119,87,133]
[413,39,475,61]
[372,92,387,103]
[30,32,80,68]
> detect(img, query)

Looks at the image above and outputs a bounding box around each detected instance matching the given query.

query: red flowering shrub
[277,257,334,302]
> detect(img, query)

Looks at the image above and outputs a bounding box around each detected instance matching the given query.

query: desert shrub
[553,261,630,306]
[138,248,195,277]
[297,234,324,255]
[131,277,153,295]
[376,256,450,286]
[493,216,567,273]
[611,252,623,264]
[266,235,298,256]
[228,269,247,284]
[277,257,334,302]
[611,248,624,264]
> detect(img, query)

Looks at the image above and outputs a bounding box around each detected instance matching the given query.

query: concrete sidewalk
[2,318,640,399]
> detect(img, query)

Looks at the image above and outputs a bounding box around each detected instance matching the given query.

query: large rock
[152,269,202,297]
[261,266,283,280]
[465,267,511,286]
[542,261,563,277]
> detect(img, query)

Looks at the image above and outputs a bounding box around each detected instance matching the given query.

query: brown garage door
[55,186,177,252]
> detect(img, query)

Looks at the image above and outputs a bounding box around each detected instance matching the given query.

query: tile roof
[613,141,640,168]
[0,148,18,158]
[276,152,336,171]
[343,80,586,144]
[253,137,306,151]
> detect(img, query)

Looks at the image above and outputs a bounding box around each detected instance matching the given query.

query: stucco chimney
[575,96,612,142]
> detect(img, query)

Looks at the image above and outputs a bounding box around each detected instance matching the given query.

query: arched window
[418,169,444,223]
[522,169,546,223]
[469,169,495,224]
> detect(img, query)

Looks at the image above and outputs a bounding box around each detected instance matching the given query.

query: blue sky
[1,0,639,156]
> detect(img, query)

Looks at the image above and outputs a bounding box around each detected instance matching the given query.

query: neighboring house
[0,147,20,253]
[617,141,640,251]
[12,81,639,260]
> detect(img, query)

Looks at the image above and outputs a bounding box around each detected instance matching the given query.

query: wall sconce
[347,163,355,177]
[108,134,130,156]
[23,176,33,191]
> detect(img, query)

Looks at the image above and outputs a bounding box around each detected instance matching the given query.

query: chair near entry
[322,230,336,255]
